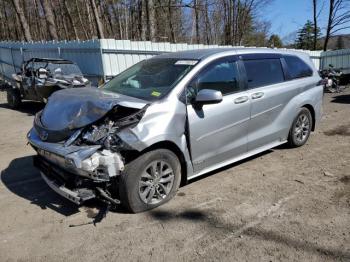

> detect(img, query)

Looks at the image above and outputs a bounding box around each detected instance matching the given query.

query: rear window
[243,59,285,88]
[284,56,313,79]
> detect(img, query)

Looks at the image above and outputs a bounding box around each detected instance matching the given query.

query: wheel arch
[301,104,316,131]
[121,140,188,186]
[143,141,188,186]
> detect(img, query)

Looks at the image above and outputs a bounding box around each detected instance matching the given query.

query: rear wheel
[288,107,312,147]
[119,149,181,213]
[6,88,21,109]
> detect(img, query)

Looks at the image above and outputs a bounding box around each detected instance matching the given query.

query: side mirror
[195,89,223,105]
[38,68,48,79]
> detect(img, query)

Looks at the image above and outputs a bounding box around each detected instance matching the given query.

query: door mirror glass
[195,89,223,105]
[38,68,48,79]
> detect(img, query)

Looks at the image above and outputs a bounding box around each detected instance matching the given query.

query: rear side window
[284,56,313,79]
[243,59,285,88]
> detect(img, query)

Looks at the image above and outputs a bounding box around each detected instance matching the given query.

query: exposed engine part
[78,149,125,177]
[78,106,147,151]
[82,121,117,144]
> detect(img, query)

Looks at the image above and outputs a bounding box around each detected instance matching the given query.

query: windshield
[46,63,82,76]
[102,58,198,101]
[33,62,82,77]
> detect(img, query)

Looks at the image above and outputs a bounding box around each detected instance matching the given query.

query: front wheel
[6,88,21,109]
[119,149,181,213]
[288,107,312,147]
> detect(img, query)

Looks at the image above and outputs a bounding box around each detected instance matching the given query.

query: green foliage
[242,20,271,47]
[336,36,345,50]
[268,34,283,48]
[295,20,321,50]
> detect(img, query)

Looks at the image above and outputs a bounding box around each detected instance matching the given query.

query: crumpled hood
[40,87,148,131]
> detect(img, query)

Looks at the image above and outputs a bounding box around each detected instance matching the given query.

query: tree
[39,0,58,40]
[335,35,345,49]
[190,0,200,44]
[268,34,283,48]
[89,0,105,39]
[243,19,271,47]
[295,20,321,50]
[312,0,320,50]
[324,0,350,51]
[148,0,156,42]
[0,0,274,45]
[63,0,79,39]
[219,0,273,46]
[11,0,32,41]
[75,0,89,39]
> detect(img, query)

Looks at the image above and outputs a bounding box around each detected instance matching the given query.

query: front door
[186,57,250,173]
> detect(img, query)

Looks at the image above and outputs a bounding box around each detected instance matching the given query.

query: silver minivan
[27,48,323,212]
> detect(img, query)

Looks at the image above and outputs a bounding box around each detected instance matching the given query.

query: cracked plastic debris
[80,150,124,177]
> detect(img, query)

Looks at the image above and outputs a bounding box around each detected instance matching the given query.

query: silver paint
[28,48,323,186]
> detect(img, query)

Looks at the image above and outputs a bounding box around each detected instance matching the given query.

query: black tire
[288,107,312,147]
[119,149,181,213]
[6,88,21,109]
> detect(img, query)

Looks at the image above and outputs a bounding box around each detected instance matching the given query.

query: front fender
[116,98,195,178]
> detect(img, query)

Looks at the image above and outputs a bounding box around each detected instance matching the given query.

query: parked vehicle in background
[27,48,323,213]
[3,58,90,109]
[320,64,343,93]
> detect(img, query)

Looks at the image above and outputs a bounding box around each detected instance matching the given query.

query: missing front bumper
[28,128,124,181]
[28,128,125,205]
[34,156,96,205]
[34,155,121,206]
[41,172,94,205]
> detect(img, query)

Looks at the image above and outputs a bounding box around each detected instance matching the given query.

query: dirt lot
[0,90,349,262]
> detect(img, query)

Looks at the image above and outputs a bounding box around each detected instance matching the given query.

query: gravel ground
[0,90,349,262]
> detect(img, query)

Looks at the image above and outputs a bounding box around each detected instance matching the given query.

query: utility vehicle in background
[4,58,89,108]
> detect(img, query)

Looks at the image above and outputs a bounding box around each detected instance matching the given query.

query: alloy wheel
[293,113,310,143]
[138,160,175,204]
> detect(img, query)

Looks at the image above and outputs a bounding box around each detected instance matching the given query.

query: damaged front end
[28,88,149,206]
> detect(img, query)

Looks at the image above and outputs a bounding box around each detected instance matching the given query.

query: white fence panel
[2,39,350,87]
[321,49,350,74]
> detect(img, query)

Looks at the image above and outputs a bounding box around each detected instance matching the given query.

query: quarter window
[244,59,285,88]
[284,56,313,79]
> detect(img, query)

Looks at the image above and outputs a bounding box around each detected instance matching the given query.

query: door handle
[234,96,249,104]
[251,92,264,99]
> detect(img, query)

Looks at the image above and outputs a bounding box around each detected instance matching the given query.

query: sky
[264,0,350,43]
